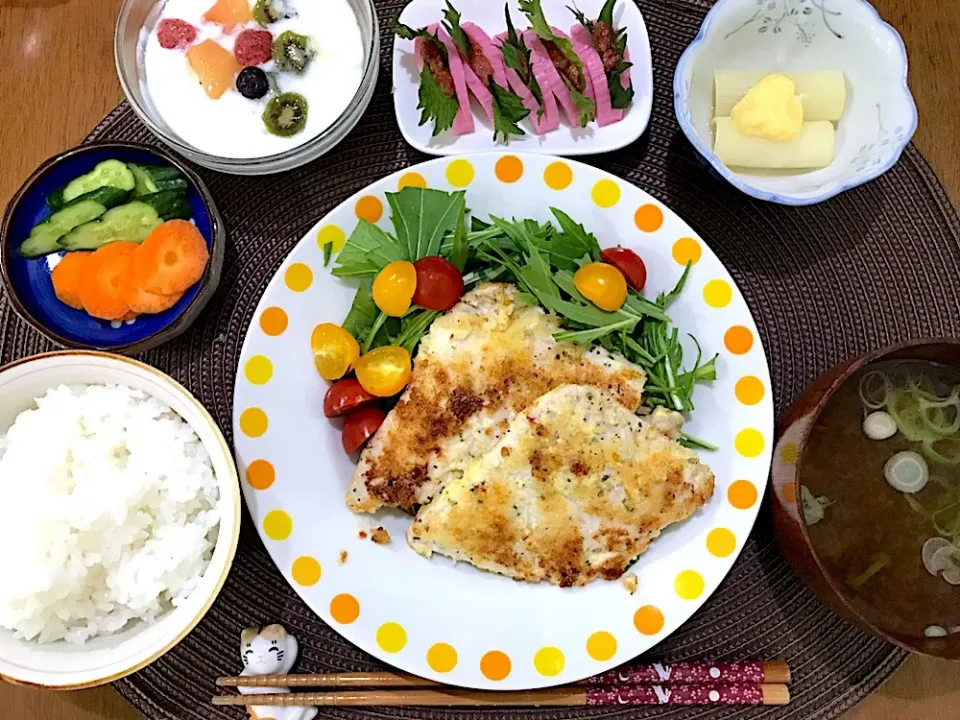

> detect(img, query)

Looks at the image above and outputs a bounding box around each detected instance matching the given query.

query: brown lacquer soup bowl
[772,339,960,660]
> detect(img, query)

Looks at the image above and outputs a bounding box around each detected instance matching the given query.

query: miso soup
[801,360,960,639]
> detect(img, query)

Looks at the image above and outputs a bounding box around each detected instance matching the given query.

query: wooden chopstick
[217,661,791,689]
[212,684,790,707]
[218,670,442,689]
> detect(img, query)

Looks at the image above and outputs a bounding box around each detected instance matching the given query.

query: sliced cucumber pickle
[19,200,111,258]
[136,190,193,220]
[129,163,188,196]
[47,160,135,210]
[58,202,163,251]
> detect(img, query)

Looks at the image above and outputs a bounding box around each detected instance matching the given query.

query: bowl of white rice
[0,351,240,689]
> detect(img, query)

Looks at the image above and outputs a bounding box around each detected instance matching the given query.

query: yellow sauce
[730,74,804,142]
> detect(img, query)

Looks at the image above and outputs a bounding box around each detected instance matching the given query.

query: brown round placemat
[3,0,959,717]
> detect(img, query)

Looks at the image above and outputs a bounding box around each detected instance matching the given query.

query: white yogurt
[141,0,365,158]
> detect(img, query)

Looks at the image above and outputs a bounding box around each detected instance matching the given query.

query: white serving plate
[392,0,653,156]
[233,152,774,689]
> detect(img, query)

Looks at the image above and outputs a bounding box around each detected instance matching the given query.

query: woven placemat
[3,0,959,717]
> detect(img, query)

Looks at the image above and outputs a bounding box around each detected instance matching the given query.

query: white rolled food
[713,117,835,169]
[714,70,846,122]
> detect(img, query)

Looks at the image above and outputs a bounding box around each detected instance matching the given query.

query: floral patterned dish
[673,0,917,206]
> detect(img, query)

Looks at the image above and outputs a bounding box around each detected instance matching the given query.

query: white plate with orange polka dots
[233,153,773,690]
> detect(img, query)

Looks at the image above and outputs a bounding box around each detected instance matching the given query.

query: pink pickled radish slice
[524,31,581,128]
[570,24,622,126]
[461,63,494,124]
[494,31,558,134]
[415,24,474,135]
[462,22,508,88]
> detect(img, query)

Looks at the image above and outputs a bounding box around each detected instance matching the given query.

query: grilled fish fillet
[346,283,646,514]
[407,385,715,587]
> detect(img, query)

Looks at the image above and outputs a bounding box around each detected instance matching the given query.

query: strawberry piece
[203,0,252,29]
[157,19,198,50]
[234,29,273,66]
[187,39,243,99]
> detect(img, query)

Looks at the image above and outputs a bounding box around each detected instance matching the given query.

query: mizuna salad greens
[326,185,717,449]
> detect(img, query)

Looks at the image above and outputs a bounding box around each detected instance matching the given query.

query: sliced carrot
[51,252,92,310]
[77,242,138,321]
[131,220,209,295]
[120,283,184,315]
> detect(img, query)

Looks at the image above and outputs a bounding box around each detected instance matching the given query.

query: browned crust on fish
[351,284,645,515]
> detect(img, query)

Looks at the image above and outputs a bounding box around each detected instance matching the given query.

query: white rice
[0,384,220,644]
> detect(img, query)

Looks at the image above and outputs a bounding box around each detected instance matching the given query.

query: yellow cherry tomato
[574,262,628,312]
[355,345,412,397]
[373,261,417,317]
[311,323,360,380]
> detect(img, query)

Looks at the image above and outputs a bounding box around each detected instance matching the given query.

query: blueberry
[236,67,269,100]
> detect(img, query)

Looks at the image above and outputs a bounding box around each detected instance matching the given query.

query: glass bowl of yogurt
[116,0,379,175]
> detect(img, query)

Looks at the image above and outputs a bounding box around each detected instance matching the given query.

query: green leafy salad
[326,186,718,449]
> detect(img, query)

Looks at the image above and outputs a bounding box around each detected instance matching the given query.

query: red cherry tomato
[324,378,377,418]
[412,256,464,311]
[599,247,647,292]
[342,405,387,454]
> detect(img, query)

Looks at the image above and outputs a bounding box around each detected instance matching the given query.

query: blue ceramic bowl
[1,142,225,354]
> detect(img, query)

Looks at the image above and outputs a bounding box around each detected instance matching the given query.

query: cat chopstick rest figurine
[238,624,318,720]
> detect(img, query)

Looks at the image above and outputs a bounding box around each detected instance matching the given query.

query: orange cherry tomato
[311,323,359,380]
[574,262,628,312]
[373,260,417,317]
[599,247,647,292]
[355,345,412,397]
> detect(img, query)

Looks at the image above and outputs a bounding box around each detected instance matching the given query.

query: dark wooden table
[1,0,958,717]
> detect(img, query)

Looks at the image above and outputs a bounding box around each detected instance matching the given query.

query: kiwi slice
[253,0,282,26]
[272,30,313,73]
[262,92,309,137]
